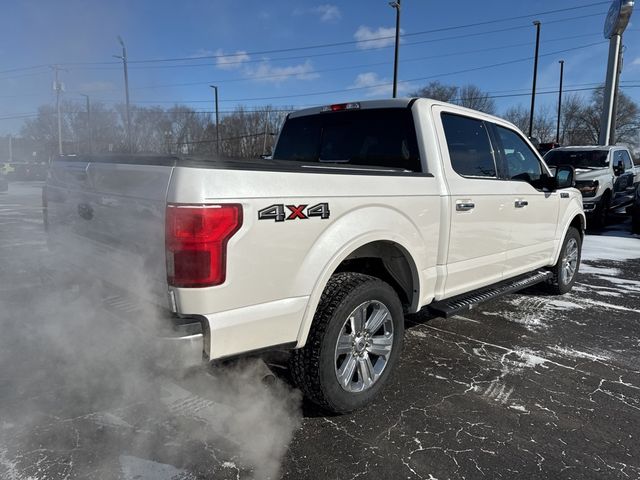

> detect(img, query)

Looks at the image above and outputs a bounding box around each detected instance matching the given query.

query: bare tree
[503,104,554,142]
[411,81,457,102]
[458,84,496,114]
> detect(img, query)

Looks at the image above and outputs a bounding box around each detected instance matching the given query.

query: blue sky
[1,0,639,134]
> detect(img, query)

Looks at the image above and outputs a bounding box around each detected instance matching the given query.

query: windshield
[273,108,421,172]
[544,150,609,168]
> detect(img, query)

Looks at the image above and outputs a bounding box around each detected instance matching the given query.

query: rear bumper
[197,296,309,361]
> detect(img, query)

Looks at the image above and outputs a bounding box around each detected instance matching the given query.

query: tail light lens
[166,204,242,288]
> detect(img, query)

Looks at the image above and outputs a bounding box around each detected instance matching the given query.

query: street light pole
[599,0,634,145]
[389,0,401,98]
[51,65,64,155]
[209,85,220,156]
[79,94,92,154]
[556,60,564,144]
[528,20,541,139]
[114,36,132,152]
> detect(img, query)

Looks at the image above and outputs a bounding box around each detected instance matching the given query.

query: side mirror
[555,165,575,189]
[613,160,625,176]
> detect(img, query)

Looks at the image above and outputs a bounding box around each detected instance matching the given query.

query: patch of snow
[89,412,134,430]
[544,298,585,311]
[119,455,193,480]
[408,329,428,338]
[579,263,621,276]
[581,235,640,262]
[483,311,547,330]
[548,346,610,362]
[515,350,549,368]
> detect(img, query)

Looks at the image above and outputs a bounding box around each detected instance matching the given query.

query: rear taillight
[165,204,242,288]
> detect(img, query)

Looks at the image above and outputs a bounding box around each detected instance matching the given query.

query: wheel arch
[552,210,586,265]
[293,207,426,349]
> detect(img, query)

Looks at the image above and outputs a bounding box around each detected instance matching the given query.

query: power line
[56,13,611,74]
[92,1,614,65]
[3,85,639,122]
[0,2,609,75]
[114,41,606,104]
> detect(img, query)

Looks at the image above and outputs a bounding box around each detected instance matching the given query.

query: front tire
[592,193,611,229]
[546,226,581,295]
[290,272,404,413]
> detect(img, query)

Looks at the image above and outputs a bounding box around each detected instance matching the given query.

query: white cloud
[313,4,341,23]
[351,72,392,97]
[246,60,318,84]
[631,57,640,67]
[351,72,413,97]
[354,26,401,50]
[214,49,250,70]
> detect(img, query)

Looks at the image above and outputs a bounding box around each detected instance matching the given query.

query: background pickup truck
[44,98,584,413]
[544,145,639,228]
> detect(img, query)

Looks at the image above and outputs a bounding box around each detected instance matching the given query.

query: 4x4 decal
[258,203,330,222]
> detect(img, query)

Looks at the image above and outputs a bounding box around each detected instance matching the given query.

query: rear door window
[273,108,421,172]
[441,113,497,178]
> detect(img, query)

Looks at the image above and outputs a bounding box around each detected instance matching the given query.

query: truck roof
[552,145,626,152]
[288,97,521,129]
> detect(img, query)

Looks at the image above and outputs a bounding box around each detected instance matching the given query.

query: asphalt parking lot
[1,181,639,479]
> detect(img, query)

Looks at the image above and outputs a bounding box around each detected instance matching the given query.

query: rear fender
[293,206,426,348]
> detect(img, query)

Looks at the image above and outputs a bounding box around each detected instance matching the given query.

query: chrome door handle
[514,200,528,208]
[456,201,475,211]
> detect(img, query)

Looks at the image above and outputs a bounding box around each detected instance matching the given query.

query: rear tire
[289,272,404,414]
[546,226,581,295]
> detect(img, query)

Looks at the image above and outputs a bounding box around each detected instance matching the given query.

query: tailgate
[46,156,175,307]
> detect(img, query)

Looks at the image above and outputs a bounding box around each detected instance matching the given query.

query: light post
[599,0,634,145]
[556,60,564,144]
[79,94,92,154]
[209,85,220,155]
[114,36,132,152]
[389,0,401,98]
[528,20,541,139]
[50,65,65,155]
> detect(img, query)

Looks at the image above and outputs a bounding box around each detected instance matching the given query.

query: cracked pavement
[1,182,640,479]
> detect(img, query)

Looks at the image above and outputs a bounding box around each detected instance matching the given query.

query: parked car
[44,98,584,413]
[544,146,639,228]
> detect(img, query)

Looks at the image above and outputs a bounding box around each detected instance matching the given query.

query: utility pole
[389,0,401,98]
[262,110,270,156]
[209,85,220,156]
[79,94,92,154]
[556,60,564,144]
[114,36,132,152]
[528,20,541,139]
[51,65,65,155]
[8,135,12,162]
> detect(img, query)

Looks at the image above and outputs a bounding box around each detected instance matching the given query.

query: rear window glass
[273,108,421,172]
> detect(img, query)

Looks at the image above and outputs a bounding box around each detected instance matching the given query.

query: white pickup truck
[544,145,639,227]
[44,99,585,413]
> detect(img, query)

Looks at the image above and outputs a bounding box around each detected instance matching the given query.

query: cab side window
[620,150,634,171]
[494,126,542,183]
[441,113,497,178]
